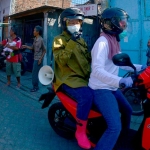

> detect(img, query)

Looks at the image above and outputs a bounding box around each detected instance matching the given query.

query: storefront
[9,6,63,71]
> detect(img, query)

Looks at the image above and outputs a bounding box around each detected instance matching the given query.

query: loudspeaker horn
[38,65,54,85]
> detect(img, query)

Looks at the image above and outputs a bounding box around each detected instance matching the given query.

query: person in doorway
[0,26,22,87]
[52,7,93,149]
[22,25,46,92]
[88,8,144,150]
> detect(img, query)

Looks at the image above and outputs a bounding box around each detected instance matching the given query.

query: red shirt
[2,37,22,63]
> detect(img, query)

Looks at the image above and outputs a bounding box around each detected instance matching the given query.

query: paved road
[0,81,82,150]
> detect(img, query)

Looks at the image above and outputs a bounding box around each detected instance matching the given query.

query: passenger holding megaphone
[52,7,93,149]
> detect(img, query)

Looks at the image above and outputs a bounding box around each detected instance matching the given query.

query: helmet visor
[119,19,127,30]
[119,17,132,33]
[66,18,82,26]
[65,15,84,21]
[112,16,132,33]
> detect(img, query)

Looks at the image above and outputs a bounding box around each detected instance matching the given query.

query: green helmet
[60,7,84,30]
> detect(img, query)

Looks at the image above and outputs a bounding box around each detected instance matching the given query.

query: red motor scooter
[39,53,150,150]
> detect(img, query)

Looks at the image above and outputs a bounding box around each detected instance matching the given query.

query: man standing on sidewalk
[22,25,46,92]
[0,26,22,88]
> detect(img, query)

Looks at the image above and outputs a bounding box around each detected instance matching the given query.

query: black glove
[71,32,82,41]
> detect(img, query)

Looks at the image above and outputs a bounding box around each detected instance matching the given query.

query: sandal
[30,88,39,92]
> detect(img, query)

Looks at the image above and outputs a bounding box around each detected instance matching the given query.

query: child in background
[1,38,16,59]
[146,39,150,66]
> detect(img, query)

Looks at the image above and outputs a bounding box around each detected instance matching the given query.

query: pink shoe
[75,119,91,149]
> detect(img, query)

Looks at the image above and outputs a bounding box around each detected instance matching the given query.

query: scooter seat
[58,89,99,112]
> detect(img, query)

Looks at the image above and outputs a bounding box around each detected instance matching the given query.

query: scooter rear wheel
[48,102,76,139]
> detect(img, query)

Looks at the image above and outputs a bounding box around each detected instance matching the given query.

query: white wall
[0,0,11,22]
[0,0,11,40]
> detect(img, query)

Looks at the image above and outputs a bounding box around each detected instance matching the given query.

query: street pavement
[0,68,50,102]
[0,68,144,150]
[0,68,82,150]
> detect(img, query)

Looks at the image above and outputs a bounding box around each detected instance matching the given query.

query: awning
[9,5,64,19]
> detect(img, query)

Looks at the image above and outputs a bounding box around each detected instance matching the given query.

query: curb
[0,73,43,102]
[0,71,59,106]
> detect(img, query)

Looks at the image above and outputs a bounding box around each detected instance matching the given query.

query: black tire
[123,88,144,116]
[21,61,26,75]
[48,102,76,139]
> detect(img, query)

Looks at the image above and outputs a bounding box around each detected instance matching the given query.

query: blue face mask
[119,30,128,39]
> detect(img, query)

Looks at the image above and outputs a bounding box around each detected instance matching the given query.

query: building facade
[0,0,11,40]
[10,0,71,15]
[109,0,150,75]
[4,0,149,69]
[0,0,11,22]
[8,0,71,67]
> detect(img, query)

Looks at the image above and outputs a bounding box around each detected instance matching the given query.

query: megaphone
[38,65,54,85]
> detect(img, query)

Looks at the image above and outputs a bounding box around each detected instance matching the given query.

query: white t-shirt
[88,36,141,91]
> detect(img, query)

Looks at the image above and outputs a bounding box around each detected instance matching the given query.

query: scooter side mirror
[112,53,136,72]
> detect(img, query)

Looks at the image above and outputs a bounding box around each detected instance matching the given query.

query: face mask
[67,24,80,34]
[119,30,128,39]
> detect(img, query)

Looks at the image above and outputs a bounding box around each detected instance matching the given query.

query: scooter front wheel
[123,88,144,116]
[48,102,76,139]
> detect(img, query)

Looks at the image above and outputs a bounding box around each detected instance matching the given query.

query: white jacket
[88,36,141,91]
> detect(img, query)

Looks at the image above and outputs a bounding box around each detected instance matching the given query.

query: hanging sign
[76,4,98,16]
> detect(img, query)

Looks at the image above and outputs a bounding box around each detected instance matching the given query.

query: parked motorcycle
[39,53,150,150]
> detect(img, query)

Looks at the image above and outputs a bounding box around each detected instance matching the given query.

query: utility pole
[62,0,64,8]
